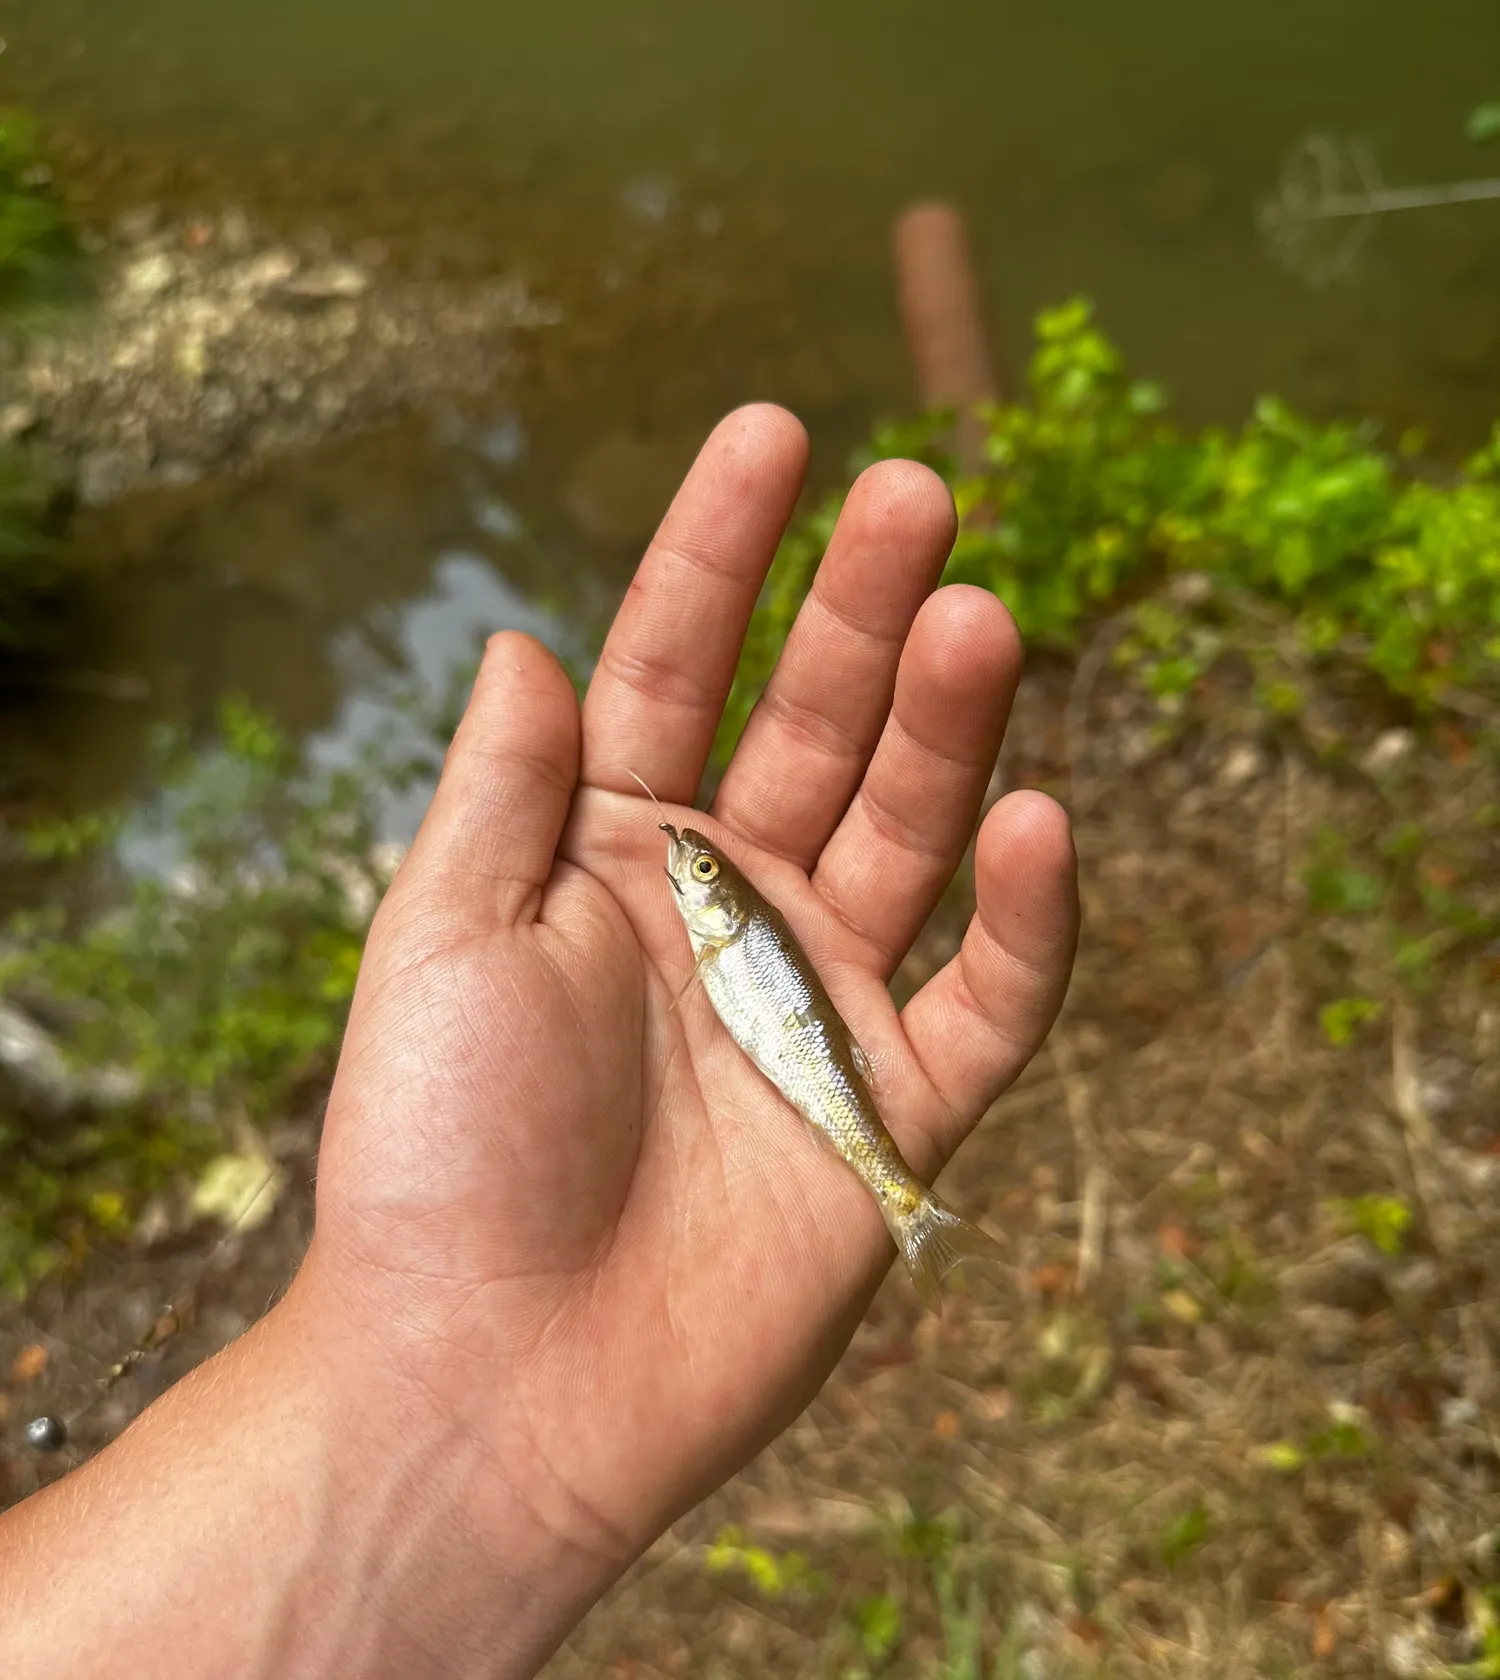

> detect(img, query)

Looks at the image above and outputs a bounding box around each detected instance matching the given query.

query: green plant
[729,297,1500,736]
[1159,1498,1211,1569]
[1318,995,1384,1046]
[0,108,85,320]
[1255,1402,1376,1474]
[702,1525,829,1599]
[932,1560,987,1680]
[0,699,386,1297]
[1327,1192,1414,1256]
[720,303,1500,1053]
[846,1592,903,1666]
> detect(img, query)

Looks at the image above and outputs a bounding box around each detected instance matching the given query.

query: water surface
[5,0,1500,823]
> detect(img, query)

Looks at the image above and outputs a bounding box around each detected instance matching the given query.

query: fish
[660,821,1003,1310]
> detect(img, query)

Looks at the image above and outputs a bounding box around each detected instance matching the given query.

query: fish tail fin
[890,1190,1005,1314]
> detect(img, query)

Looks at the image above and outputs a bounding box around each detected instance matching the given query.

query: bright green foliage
[713,492,843,761]
[726,298,1500,750]
[1327,1192,1414,1256]
[0,700,381,1297]
[1318,995,1384,1046]
[932,1564,988,1680]
[702,1525,828,1599]
[1254,1440,1307,1474]
[720,299,1500,1049]
[0,109,84,320]
[846,1592,903,1664]
[1255,1405,1375,1475]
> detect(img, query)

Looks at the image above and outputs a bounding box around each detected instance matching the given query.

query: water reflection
[2,418,609,841]
[10,0,1500,445]
[309,550,576,842]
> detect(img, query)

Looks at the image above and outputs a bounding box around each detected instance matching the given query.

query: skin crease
[0,405,1079,1680]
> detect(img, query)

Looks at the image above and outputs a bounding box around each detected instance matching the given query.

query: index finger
[581,404,808,804]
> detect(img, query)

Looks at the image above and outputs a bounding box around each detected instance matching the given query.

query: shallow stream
[4,0,1499,825]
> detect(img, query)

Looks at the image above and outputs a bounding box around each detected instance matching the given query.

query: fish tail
[890,1190,1005,1313]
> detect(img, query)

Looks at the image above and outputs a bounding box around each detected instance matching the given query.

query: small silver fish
[661,822,1001,1309]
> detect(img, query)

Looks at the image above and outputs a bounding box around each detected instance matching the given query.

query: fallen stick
[892,201,999,474]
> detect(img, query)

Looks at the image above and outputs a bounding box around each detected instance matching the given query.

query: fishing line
[20,1158,286,1457]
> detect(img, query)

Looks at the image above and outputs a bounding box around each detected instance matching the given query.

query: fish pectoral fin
[850,1038,874,1086]
[670,945,717,1013]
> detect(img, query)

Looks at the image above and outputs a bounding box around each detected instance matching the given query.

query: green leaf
[1319,996,1383,1047]
[848,1593,903,1663]
[1467,102,1500,142]
[1327,1193,1413,1256]
[1254,1441,1305,1474]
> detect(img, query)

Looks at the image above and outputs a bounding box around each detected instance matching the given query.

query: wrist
[0,1269,619,1680]
[276,1264,628,1679]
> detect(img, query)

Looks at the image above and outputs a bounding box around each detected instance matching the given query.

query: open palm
[300,406,1077,1646]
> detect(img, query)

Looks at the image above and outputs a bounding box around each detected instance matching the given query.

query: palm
[309,407,1077,1560]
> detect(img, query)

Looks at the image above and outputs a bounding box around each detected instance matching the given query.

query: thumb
[398,631,581,929]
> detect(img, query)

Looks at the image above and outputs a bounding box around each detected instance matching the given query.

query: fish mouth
[661,822,685,895]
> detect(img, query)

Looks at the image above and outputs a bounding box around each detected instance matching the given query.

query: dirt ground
[3,634,1498,1678]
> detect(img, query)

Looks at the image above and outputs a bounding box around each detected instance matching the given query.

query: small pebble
[122,252,177,300]
[1440,1395,1479,1430]
[1361,729,1414,776]
[24,1415,67,1453]
[11,1344,47,1385]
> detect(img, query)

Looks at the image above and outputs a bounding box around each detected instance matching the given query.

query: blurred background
[2,3,1500,1674]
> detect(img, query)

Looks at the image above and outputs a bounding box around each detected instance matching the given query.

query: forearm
[0,1290,611,1680]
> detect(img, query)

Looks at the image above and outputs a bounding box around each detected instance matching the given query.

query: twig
[1050,1034,1108,1298]
[1389,996,1454,1257]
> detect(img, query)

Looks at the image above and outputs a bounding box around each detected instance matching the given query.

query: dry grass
[4,620,1499,1678]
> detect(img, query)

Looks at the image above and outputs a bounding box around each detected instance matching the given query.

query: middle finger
[712,459,955,868]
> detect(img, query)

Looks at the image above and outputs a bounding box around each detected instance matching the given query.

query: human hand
[298,403,1078,1660]
[0,405,1076,1680]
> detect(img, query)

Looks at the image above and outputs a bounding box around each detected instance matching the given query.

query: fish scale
[702,912,909,1207]
[661,821,1002,1310]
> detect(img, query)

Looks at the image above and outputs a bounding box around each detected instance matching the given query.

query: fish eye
[692,854,720,882]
